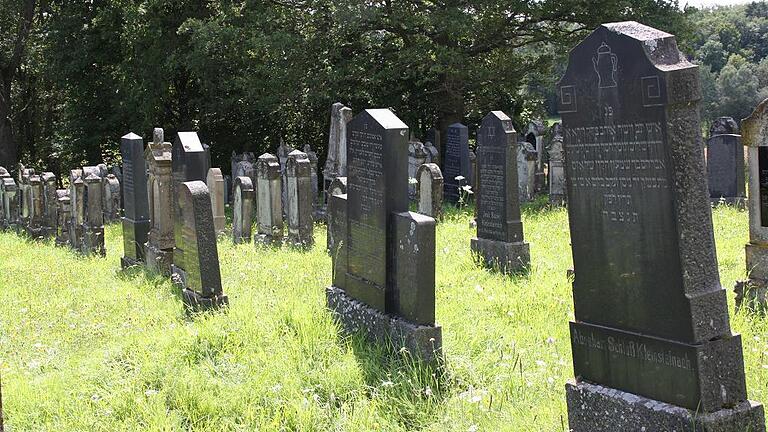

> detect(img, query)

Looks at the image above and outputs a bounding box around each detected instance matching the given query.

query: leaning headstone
[325,108,442,362]
[41,172,57,237]
[120,132,151,268]
[417,163,443,220]
[443,123,470,203]
[548,130,566,205]
[326,176,347,254]
[172,132,208,272]
[82,173,106,256]
[736,99,768,311]
[471,112,530,274]
[1,178,18,231]
[145,128,174,274]
[55,189,71,247]
[517,141,537,202]
[559,21,764,431]
[232,176,255,244]
[707,116,745,205]
[171,181,228,310]
[255,153,283,245]
[285,150,314,248]
[206,168,226,235]
[26,175,44,239]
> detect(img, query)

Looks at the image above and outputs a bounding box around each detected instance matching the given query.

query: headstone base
[710,197,747,209]
[171,265,229,311]
[326,286,442,363]
[735,279,768,312]
[566,380,765,432]
[470,237,530,274]
[145,244,173,275]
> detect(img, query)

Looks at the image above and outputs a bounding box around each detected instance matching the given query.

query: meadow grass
[0,202,766,431]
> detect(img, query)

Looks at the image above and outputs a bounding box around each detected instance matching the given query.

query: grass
[0,201,766,431]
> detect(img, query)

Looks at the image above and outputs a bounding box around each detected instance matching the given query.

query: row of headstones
[0,164,121,256]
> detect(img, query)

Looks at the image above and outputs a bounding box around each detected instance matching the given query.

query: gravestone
[325,108,442,362]
[104,174,121,222]
[285,150,314,248]
[276,139,294,216]
[55,189,71,247]
[0,167,8,229]
[172,132,208,272]
[120,132,151,268]
[469,149,477,191]
[145,128,174,274]
[548,130,566,205]
[471,111,530,274]
[82,173,106,256]
[206,168,226,235]
[408,141,428,200]
[1,178,17,231]
[68,170,84,249]
[326,176,347,254]
[423,141,440,165]
[517,141,537,202]
[223,175,231,204]
[255,153,283,245]
[707,116,745,205]
[231,151,257,204]
[736,99,768,311]
[41,172,57,237]
[443,123,471,203]
[324,102,353,185]
[171,180,228,310]
[558,21,764,431]
[525,120,548,193]
[110,165,123,209]
[18,166,34,233]
[303,144,321,219]
[26,175,44,239]
[232,176,255,244]
[417,163,443,220]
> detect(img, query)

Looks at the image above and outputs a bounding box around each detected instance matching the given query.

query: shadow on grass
[116,262,185,303]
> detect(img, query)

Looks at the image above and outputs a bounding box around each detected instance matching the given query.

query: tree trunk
[436,73,465,158]
[0,79,18,171]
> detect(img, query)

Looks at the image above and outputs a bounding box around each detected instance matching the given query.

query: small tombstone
[443,123,471,203]
[471,111,530,274]
[517,141,537,202]
[417,163,443,220]
[255,153,283,245]
[548,131,566,205]
[82,173,106,256]
[172,131,208,272]
[41,172,57,237]
[408,141,428,200]
[1,178,18,231]
[171,181,228,310]
[232,176,255,244]
[325,108,442,362]
[103,174,121,222]
[707,116,745,205]
[55,189,71,247]
[145,128,174,274]
[326,176,347,254]
[206,168,226,235]
[285,150,314,248]
[230,152,257,204]
[26,175,44,239]
[736,99,768,311]
[120,132,151,268]
[559,22,763,431]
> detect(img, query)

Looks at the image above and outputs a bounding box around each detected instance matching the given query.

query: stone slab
[470,236,530,274]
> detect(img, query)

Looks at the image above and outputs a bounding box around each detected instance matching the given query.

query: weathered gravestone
[408,141,427,200]
[231,151,256,202]
[0,167,10,229]
[171,181,228,310]
[17,166,34,234]
[417,163,443,220]
[255,153,283,245]
[525,120,548,194]
[303,144,321,219]
[206,168,226,235]
[707,116,745,205]
[277,140,294,216]
[120,132,151,268]
[443,123,470,203]
[736,99,768,311]
[82,173,106,256]
[104,174,121,221]
[41,172,57,237]
[325,109,442,362]
[172,132,208,271]
[558,21,765,431]
[68,170,85,249]
[548,123,566,205]
[55,189,71,246]
[324,102,353,188]
[26,175,44,238]
[1,178,17,231]
[285,150,314,248]
[517,141,537,202]
[470,111,530,274]
[326,176,347,255]
[232,176,254,244]
[145,128,174,274]
[423,140,440,166]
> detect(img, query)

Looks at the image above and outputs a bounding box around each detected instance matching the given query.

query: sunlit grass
[0,202,765,431]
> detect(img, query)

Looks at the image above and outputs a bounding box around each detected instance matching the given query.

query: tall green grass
[0,202,765,431]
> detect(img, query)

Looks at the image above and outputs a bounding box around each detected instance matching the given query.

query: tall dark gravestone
[559,22,764,431]
[443,123,470,203]
[736,99,768,311]
[172,132,208,272]
[120,132,151,268]
[470,111,530,274]
[707,116,745,205]
[326,109,442,362]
